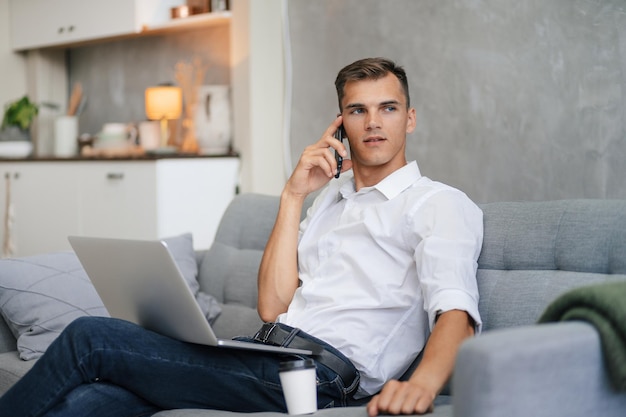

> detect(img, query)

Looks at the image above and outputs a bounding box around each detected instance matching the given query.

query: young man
[0,58,481,417]
[259,57,482,416]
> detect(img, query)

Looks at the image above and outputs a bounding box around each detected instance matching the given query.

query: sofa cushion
[198,194,316,302]
[478,200,626,273]
[197,194,316,340]
[211,304,264,340]
[476,199,626,331]
[477,269,626,331]
[164,234,222,324]
[0,251,108,360]
[0,351,35,396]
[0,233,218,360]
[200,242,263,307]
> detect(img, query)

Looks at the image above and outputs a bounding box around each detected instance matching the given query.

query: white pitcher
[194,85,232,155]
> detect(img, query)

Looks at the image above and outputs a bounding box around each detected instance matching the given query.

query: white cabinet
[9,0,184,50]
[0,157,239,257]
[1,163,81,256]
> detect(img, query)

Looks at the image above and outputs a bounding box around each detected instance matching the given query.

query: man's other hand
[366,380,436,416]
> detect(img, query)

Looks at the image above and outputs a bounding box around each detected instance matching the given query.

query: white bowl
[0,141,33,158]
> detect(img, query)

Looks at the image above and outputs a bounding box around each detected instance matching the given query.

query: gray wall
[69,26,230,136]
[287,0,626,202]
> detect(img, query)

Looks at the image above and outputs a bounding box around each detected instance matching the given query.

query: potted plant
[0,95,39,142]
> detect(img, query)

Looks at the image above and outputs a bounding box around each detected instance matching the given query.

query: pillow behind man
[0,233,220,360]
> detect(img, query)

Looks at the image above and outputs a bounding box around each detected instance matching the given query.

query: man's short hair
[334,57,411,111]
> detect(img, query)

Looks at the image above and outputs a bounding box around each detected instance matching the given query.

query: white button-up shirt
[278,161,483,396]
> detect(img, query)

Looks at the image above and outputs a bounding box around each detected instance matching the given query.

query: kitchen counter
[0,151,239,163]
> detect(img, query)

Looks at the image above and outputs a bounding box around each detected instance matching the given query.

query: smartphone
[334,125,345,178]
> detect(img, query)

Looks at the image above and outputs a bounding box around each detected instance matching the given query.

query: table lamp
[145,86,183,148]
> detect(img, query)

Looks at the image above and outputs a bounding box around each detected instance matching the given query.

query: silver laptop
[68,236,312,356]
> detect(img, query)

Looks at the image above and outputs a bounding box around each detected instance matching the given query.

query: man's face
[340,73,416,177]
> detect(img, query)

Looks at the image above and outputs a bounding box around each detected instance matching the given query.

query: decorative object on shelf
[0,141,33,158]
[171,5,192,19]
[0,95,39,158]
[187,0,211,13]
[66,82,83,117]
[195,85,232,155]
[138,120,161,151]
[53,115,78,157]
[211,0,230,11]
[145,85,183,152]
[80,122,143,158]
[51,83,85,158]
[171,0,211,19]
[1,95,39,142]
[175,57,208,154]
[95,123,138,150]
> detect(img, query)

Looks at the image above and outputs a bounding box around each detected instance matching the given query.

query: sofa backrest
[477,199,626,331]
[197,193,316,339]
[199,194,626,339]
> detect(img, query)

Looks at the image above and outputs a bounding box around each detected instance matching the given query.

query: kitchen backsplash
[68,25,230,136]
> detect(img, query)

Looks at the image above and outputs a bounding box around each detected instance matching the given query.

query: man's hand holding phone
[285,117,350,199]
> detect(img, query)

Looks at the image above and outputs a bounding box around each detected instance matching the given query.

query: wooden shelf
[141,11,231,35]
[19,11,231,50]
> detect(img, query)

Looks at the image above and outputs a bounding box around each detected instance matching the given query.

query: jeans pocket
[315,364,358,408]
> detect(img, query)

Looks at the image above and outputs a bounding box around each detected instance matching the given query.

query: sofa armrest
[452,322,626,417]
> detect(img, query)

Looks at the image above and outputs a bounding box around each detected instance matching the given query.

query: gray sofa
[1,194,625,417]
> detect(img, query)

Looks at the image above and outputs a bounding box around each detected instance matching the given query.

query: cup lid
[279,359,315,372]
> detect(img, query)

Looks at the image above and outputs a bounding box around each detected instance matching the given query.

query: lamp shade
[145,86,183,120]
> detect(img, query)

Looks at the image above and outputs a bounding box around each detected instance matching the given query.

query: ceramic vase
[194,85,232,155]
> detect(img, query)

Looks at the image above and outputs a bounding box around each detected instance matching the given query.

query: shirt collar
[338,161,422,201]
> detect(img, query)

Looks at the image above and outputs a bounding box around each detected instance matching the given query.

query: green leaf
[2,96,39,130]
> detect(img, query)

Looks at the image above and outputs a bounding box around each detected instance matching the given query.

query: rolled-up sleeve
[410,189,483,333]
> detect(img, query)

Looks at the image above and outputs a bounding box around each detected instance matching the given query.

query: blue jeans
[0,317,361,417]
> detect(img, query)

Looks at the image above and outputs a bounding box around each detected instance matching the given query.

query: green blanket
[538,281,626,392]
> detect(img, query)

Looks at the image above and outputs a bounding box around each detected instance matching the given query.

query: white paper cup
[279,359,317,415]
[54,115,78,157]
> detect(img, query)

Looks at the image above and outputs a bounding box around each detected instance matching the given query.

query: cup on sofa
[279,359,317,415]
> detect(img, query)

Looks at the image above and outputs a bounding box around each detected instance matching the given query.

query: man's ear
[406,107,417,134]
